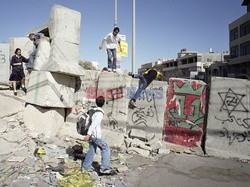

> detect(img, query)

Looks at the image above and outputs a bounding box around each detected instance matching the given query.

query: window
[230,27,238,41]
[182,59,188,65]
[240,41,250,56]
[207,58,212,62]
[166,64,169,67]
[230,45,239,59]
[174,62,177,66]
[240,21,250,37]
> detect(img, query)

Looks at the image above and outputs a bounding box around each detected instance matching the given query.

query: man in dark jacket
[129,66,163,108]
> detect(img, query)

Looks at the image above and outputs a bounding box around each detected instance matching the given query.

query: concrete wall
[127,79,168,137]
[0,44,10,83]
[163,78,207,148]
[206,77,250,160]
[97,72,132,132]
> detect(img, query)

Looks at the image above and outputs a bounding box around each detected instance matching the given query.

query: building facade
[228,0,250,78]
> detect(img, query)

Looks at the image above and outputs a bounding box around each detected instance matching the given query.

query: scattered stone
[8,156,26,162]
[0,138,18,155]
[2,129,26,143]
[117,165,129,173]
[150,141,162,152]
[127,147,150,157]
[24,157,36,167]
[158,148,171,155]
[131,138,153,151]
[129,129,155,142]
[13,148,30,158]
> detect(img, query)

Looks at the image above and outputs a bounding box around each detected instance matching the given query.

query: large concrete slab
[127,79,168,137]
[41,39,84,76]
[26,71,75,108]
[9,37,33,60]
[33,37,51,70]
[49,4,81,44]
[0,44,10,83]
[97,72,132,132]
[23,104,65,137]
[206,77,250,160]
[163,78,207,148]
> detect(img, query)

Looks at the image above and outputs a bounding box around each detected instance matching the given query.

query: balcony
[178,62,202,69]
[162,66,178,72]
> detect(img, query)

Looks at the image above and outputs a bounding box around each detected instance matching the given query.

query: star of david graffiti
[218,88,249,116]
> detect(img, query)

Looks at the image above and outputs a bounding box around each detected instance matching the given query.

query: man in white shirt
[82,96,111,174]
[99,27,122,72]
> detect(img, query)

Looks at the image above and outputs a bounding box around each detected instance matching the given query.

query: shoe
[21,87,27,94]
[108,68,112,72]
[128,72,133,76]
[14,92,17,96]
[112,69,117,73]
[99,168,111,174]
[129,100,137,108]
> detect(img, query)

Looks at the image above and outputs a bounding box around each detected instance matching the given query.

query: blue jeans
[107,48,117,70]
[82,138,110,171]
[132,74,149,100]
[27,48,37,69]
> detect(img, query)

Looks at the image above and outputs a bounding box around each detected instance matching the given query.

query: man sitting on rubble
[27,32,44,72]
[82,96,111,174]
[129,66,163,108]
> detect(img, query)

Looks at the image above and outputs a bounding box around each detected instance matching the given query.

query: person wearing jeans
[129,67,163,108]
[99,27,122,72]
[82,96,111,174]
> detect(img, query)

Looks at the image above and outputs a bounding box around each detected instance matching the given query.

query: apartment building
[228,0,250,77]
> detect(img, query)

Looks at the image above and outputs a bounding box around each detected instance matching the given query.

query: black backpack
[76,108,104,135]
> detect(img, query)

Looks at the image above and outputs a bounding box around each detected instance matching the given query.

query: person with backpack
[82,96,111,174]
[129,66,163,108]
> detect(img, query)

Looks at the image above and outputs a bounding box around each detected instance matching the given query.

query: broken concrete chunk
[8,156,26,162]
[158,148,171,155]
[117,165,129,173]
[131,138,153,151]
[2,129,26,143]
[26,71,76,108]
[124,137,132,148]
[129,129,155,142]
[127,147,150,157]
[150,141,163,151]
[23,104,64,137]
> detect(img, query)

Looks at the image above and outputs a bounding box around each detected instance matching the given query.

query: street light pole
[114,0,118,27]
[132,0,136,73]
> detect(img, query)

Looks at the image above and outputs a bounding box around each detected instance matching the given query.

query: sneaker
[108,68,112,72]
[21,87,27,94]
[129,100,137,108]
[14,92,17,96]
[99,168,111,174]
[112,69,117,73]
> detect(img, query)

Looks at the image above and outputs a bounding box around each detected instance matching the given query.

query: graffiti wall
[163,78,207,147]
[127,79,168,136]
[206,77,250,160]
[96,72,132,132]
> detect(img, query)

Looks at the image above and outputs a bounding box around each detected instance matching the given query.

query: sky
[0,0,246,72]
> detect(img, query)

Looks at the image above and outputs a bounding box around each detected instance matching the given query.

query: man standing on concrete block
[27,33,44,72]
[129,66,163,108]
[99,27,122,72]
[82,96,111,174]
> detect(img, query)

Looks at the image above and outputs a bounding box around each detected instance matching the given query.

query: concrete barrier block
[163,78,207,148]
[41,39,84,76]
[206,77,250,160]
[33,37,51,70]
[96,72,132,132]
[23,104,65,137]
[0,44,10,83]
[127,79,168,137]
[49,4,81,44]
[26,71,75,108]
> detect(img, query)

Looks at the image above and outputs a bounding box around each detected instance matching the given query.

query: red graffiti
[164,78,207,147]
[70,108,80,115]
